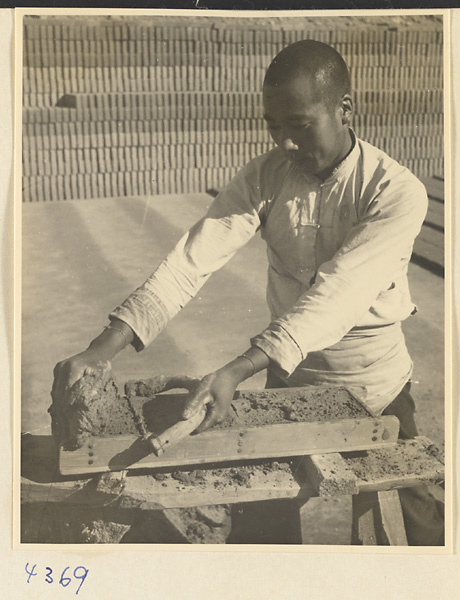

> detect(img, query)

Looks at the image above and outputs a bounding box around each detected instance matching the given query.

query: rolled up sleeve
[110,164,263,350]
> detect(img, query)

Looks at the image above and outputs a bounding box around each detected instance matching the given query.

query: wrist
[86,337,119,362]
[220,346,270,385]
[87,320,134,360]
[221,357,255,384]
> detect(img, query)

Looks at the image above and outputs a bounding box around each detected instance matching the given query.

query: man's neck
[316,129,354,181]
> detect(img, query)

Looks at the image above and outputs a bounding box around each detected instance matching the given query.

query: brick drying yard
[21,14,446,544]
[21,193,445,544]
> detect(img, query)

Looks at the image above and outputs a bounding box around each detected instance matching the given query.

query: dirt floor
[21,195,445,544]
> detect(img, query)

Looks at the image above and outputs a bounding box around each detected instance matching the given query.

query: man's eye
[266,123,280,131]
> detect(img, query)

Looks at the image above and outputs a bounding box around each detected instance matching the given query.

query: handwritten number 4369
[25,563,89,595]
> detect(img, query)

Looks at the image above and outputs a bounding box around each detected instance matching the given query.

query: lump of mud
[123,384,369,435]
[124,375,201,437]
[125,375,171,399]
[49,363,140,450]
[125,375,198,402]
[50,373,201,451]
[126,392,183,438]
[172,506,231,544]
[157,458,295,491]
[122,506,231,544]
[217,387,368,429]
[81,521,131,544]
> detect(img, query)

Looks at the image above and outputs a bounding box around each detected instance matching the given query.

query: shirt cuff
[109,291,171,352]
[251,323,304,376]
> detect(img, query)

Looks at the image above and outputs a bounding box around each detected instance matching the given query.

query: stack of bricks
[22,16,444,202]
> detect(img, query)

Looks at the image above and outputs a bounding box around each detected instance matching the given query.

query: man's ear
[340,94,353,125]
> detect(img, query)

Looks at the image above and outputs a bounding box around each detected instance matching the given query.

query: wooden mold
[59,386,400,476]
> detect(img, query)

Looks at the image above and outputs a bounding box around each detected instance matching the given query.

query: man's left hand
[181,367,240,433]
[182,346,270,433]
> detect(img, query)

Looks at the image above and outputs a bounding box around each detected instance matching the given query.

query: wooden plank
[21,476,117,506]
[23,460,314,510]
[303,453,359,496]
[120,464,313,510]
[378,490,408,545]
[352,491,378,545]
[416,435,445,463]
[59,415,400,476]
[344,437,445,492]
[358,507,378,545]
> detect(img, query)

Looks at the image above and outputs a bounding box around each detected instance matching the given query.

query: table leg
[378,490,408,546]
[352,490,408,546]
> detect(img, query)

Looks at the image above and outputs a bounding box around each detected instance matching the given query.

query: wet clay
[53,370,369,455]
[345,439,444,483]
[165,506,231,544]
[219,387,368,428]
[153,459,296,490]
[49,363,138,450]
[124,384,369,437]
[50,373,197,448]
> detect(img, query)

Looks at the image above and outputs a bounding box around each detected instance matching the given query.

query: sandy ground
[20,194,445,544]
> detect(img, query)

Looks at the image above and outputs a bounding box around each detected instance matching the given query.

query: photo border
[13,6,454,556]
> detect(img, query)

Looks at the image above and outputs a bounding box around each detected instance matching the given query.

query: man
[52,40,443,545]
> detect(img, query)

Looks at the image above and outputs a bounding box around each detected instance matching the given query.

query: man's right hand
[51,320,134,403]
[51,348,111,407]
[49,320,134,440]
[48,320,134,445]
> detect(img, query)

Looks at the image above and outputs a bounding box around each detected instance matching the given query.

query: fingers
[182,374,214,420]
[182,371,235,433]
[193,403,224,434]
[51,361,70,404]
[50,354,110,448]
[82,361,110,380]
[51,357,86,404]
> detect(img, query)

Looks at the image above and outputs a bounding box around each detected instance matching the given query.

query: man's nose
[282,138,299,152]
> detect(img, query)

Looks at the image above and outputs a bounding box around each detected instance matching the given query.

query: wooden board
[378,490,408,545]
[23,462,315,511]
[59,415,400,476]
[303,452,359,496]
[352,490,409,546]
[23,437,444,511]
[344,437,445,493]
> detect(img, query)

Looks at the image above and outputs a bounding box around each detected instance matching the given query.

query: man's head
[263,40,353,179]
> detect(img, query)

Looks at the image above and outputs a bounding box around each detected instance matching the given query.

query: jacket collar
[296,128,360,185]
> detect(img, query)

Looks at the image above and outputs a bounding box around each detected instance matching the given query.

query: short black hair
[264,40,351,108]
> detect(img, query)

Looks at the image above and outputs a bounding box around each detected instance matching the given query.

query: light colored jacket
[111,133,428,413]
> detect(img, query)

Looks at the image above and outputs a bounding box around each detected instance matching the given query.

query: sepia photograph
[18,9,449,548]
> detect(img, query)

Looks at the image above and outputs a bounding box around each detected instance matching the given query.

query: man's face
[262,75,351,178]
